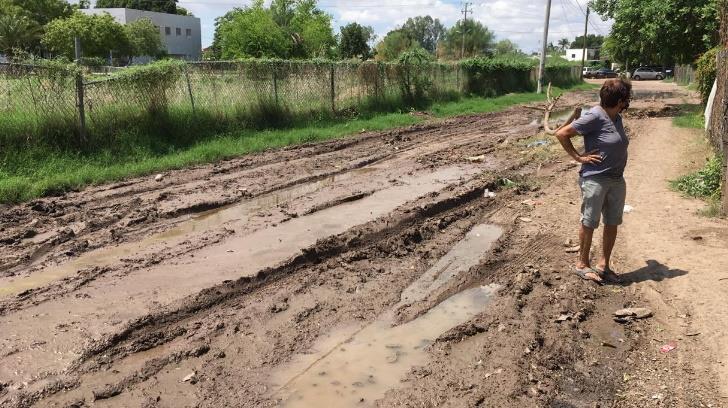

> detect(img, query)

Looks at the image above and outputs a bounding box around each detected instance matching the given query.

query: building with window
[81,8,201,62]
[563,48,600,63]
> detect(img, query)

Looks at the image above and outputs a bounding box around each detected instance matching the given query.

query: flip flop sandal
[573,267,604,285]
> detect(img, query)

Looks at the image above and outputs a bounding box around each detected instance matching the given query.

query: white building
[81,8,201,61]
[564,48,599,62]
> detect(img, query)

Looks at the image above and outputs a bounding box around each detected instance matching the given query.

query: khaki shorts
[579,175,626,228]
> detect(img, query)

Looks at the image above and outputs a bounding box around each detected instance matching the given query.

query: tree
[558,38,570,51]
[7,0,73,26]
[0,14,42,57]
[288,0,335,58]
[439,20,495,60]
[95,0,178,14]
[569,34,603,49]
[216,2,289,59]
[125,17,162,60]
[77,0,90,9]
[375,29,414,61]
[494,39,522,56]
[42,11,131,60]
[338,22,374,60]
[400,15,445,54]
[591,0,719,65]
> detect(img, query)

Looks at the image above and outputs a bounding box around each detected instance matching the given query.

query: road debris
[660,343,677,353]
[613,307,653,323]
[623,204,634,213]
[154,173,164,182]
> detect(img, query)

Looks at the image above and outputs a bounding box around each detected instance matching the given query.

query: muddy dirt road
[1,81,725,407]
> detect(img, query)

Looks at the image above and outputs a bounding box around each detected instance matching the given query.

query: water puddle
[632,90,679,100]
[271,223,502,407]
[551,105,593,123]
[272,285,498,407]
[0,166,474,298]
[399,224,502,306]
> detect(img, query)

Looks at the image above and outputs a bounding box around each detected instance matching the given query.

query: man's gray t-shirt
[571,106,629,178]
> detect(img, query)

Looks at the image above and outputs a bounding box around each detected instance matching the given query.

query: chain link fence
[0,60,580,150]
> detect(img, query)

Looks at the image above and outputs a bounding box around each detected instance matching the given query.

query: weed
[671,154,723,200]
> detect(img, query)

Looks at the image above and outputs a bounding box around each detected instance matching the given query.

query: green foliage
[400,16,446,54]
[494,39,522,56]
[460,56,533,96]
[672,154,723,200]
[0,13,42,56]
[112,59,185,114]
[375,30,413,61]
[439,19,495,60]
[288,0,336,58]
[338,22,374,60]
[5,0,72,26]
[569,34,604,49]
[95,0,179,14]
[673,104,706,129]
[125,17,163,60]
[396,47,435,105]
[558,38,570,51]
[218,3,289,59]
[696,47,719,105]
[591,0,719,65]
[42,11,131,60]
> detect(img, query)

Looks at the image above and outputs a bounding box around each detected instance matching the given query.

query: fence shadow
[618,259,688,285]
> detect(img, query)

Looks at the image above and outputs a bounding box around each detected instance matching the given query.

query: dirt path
[618,115,728,402]
[1,81,725,407]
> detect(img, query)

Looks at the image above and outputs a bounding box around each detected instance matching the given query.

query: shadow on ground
[619,259,688,285]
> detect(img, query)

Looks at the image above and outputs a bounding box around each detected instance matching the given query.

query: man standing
[555,79,632,284]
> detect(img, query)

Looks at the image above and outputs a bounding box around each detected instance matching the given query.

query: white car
[632,67,664,80]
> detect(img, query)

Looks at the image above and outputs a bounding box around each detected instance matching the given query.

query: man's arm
[555,124,602,164]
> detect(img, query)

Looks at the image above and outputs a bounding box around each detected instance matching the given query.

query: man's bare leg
[577,224,602,282]
[597,225,618,278]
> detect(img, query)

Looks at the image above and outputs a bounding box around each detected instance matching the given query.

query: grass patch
[0,82,593,204]
[671,154,723,217]
[673,104,705,129]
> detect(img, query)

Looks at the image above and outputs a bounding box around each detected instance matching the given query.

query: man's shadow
[618,259,688,285]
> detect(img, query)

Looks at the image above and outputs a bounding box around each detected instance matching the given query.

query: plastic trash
[659,343,676,353]
[484,189,496,198]
[527,140,550,148]
[623,204,634,213]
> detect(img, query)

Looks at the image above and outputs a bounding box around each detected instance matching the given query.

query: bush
[695,47,719,105]
[460,56,533,96]
[672,154,723,200]
[396,47,436,106]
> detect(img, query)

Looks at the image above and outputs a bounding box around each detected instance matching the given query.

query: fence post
[74,37,87,143]
[272,64,279,106]
[184,65,196,114]
[329,63,336,113]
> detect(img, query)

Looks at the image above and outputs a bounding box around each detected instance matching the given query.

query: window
[571,54,576,58]
[165,26,171,35]
[176,27,181,36]
[186,28,192,38]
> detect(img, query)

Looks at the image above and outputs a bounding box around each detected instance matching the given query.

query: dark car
[594,68,618,79]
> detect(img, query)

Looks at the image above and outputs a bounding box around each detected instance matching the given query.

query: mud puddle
[272,285,499,407]
[270,223,502,407]
[551,105,593,123]
[0,166,391,298]
[0,166,479,385]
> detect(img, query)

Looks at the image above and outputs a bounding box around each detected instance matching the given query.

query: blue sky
[82,0,613,53]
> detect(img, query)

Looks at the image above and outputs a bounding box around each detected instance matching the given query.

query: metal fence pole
[74,37,87,143]
[272,64,279,106]
[184,66,196,114]
[329,63,336,113]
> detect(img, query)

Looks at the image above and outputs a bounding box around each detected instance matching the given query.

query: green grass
[673,104,705,129]
[670,153,723,217]
[0,82,593,204]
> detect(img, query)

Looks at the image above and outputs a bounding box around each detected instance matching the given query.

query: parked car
[632,66,664,80]
[594,68,618,79]
[582,66,597,78]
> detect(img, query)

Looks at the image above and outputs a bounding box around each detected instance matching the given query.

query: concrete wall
[81,8,201,61]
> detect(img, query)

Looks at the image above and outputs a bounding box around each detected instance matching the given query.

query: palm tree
[0,14,42,57]
[558,38,570,52]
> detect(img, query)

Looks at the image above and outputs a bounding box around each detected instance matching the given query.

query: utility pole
[74,37,87,143]
[537,0,552,94]
[461,2,471,60]
[580,6,590,77]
